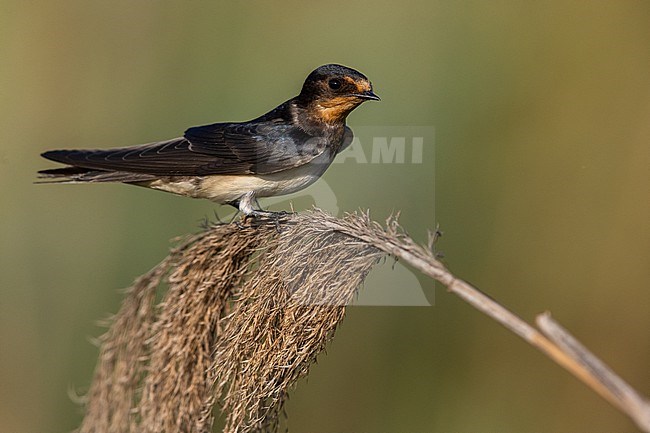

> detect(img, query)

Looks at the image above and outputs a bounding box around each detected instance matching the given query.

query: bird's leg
[238,192,257,215]
[239,192,289,220]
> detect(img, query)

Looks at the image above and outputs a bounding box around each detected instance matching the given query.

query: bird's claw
[242,210,292,232]
[248,209,291,218]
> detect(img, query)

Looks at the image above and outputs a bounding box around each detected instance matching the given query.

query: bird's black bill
[353,90,381,101]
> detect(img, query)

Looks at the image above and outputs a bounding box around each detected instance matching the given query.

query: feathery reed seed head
[80,210,393,433]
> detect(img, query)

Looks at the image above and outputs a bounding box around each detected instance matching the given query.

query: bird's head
[297,64,379,124]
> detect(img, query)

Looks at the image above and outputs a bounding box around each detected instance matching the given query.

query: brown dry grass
[78,210,387,433]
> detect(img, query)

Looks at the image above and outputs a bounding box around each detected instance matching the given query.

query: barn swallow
[38,64,379,216]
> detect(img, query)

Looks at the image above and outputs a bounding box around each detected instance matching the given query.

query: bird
[38,64,379,216]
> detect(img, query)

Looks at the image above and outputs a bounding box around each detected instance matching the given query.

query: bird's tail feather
[36,167,157,184]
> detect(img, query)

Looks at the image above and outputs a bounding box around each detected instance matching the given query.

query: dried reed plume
[78,209,650,433]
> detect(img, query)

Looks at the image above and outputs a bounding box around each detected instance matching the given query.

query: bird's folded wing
[41,121,327,176]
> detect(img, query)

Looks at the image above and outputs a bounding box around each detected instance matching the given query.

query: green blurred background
[1,1,649,432]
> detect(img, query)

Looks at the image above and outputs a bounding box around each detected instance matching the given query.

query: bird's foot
[236,193,293,229]
[243,209,292,231]
[250,209,290,217]
[245,209,293,221]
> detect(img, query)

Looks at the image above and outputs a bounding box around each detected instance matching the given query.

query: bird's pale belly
[144,150,334,203]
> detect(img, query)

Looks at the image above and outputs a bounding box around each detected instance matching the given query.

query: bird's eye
[328,79,342,90]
